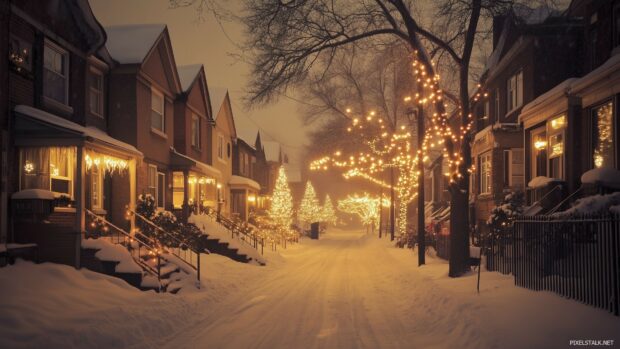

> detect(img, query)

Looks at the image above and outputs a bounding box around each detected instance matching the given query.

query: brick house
[208,87,236,217]
[171,64,220,221]
[105,24,182,214]
[230,137,260,221]
[518,0,620,209]
[469,7,582,231]
[3,0,142,266]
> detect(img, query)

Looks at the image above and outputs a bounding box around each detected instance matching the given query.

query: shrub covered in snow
[487,192,524,238]
[553,192,620,217]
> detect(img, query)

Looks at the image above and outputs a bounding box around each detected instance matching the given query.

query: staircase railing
[548,186,584,215]
[85,209,162,290]
[205,208,264,255]
[125,207,202,285]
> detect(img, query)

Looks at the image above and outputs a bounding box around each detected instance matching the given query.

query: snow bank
[82,238,142,273]
[554,192,620,217]
[528,176,562,189]
[189,214,266,264]
[581,167,620,188]
[11,189,55,200]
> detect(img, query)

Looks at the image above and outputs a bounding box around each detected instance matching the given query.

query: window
[483,100,490,121]
[507,70,523,112]
[531,127,547,178]
[494,89,500,119]
[593,101,615,168]
[172,172,184,209]
[89,68,104,116]
[43,41,69,105]
[151,88,165,133]
[147,164,157,202]
[480,152,492,195]
[217,135,224,159]
[20,147,75,197]
[191,114,200,148]
[504,149,525,187]
[91,166,103,209]
[157,172,165,208]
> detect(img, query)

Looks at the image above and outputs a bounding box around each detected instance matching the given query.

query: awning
[229,175,261,191]
[14,105,142,157]
[170,148,222,179]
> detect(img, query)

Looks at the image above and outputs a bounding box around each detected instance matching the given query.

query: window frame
[43,39,70,107]
[191,113,201,148]
[150,87,165,134]
[531,126,548,179]
[90,165,103,210]
[157,172,166,208]
[591,100,615,169]
[217,134,225,160]
[479,151,492,195]
[89,67,104,117]
[147,164,158,204]
[506,70,523,113]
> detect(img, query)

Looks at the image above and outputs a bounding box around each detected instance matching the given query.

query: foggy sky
[89,0,308,165]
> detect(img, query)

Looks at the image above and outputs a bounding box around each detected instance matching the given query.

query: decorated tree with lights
[321,195,338,226]
[298,181,322,226]
[268,166,294,233]
[337,193,383,231]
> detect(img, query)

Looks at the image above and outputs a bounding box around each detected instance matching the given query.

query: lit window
[20,147,75,197]
[480,152,492,195]
[191,114,200,148]
[593,101,614,168]
[151,89,165,133]
[531,128,547,178]
[172,172,184,209]
[89,68,104,116]
[43,41,69,105]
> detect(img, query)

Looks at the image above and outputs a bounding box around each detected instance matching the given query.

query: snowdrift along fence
[206,208,265,255]
[488,214,620,316]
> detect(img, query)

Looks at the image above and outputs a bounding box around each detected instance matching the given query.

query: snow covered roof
[229,175,261,191]
[473,125,492,142]
[519,78,578,119]
[262,141,281,163]
[170,148,221,179]
[233,113,259,147]
[528,176,563,189]
[177,64,202,92]
[570,51,620,93]
[14,105,142,156]
[105,24,165,64]
[209,87,229,119]
[512,4,560,25]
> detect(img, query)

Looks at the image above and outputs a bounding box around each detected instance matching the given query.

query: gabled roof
[262,141,281,163]
[177,64,203,92]
[105,24,166,64]
[233,113,260,147]
[209,87,229,119]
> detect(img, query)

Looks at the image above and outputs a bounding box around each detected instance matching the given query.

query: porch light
[534,140,547,150]
[216,183,222,189]
[248,195,256,203]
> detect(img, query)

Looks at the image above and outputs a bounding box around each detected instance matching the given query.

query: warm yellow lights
[85,152,129,175]
[550,115,566,130]
[534,140,547,150]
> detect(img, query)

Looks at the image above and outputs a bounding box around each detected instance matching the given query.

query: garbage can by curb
[310,222,319,240]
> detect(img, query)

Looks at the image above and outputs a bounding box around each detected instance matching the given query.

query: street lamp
[406,106,426,266]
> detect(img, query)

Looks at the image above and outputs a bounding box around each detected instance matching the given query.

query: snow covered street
[2,229,619,349]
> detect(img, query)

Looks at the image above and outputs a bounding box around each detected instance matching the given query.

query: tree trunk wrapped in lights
[337,193,381,231]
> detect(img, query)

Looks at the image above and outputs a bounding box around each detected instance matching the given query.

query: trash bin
[310,222,319,240]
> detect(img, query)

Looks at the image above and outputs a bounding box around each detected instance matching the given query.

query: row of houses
[426,0,620,236]
[0,0,294,266]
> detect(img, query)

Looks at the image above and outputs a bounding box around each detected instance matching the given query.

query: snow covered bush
[553,192,620,217]
[487,191,524,239]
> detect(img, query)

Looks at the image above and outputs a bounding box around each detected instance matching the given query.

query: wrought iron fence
[487,214,620,316]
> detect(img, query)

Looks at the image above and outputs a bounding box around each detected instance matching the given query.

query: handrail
[548,186,584,215]
[85,209,162,290]
[126,207,204,272]
[204,208,264,254]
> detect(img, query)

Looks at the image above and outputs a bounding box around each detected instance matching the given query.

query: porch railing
[125,207,202,285]
[205,208,265,255]
[85,209,163,290]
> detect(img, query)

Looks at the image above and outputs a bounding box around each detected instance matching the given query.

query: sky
[90,0,308,165]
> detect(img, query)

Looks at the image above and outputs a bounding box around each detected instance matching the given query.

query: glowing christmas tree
[321,195,337,226]
[268,166,294,231]
[298,181,322,225]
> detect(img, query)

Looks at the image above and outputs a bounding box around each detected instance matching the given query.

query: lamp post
[406,106,425,266]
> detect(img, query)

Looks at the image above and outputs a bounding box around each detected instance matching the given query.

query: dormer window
[151,88,165,133]
[43,40,69,106]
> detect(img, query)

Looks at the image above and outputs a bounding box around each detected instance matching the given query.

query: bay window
[20,147,75,197]
[43,40,69,106]
[593,101,615,168]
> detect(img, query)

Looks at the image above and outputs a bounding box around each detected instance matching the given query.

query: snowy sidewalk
[1,229,618,349]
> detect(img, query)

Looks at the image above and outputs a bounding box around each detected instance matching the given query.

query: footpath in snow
[1,228,618,349]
